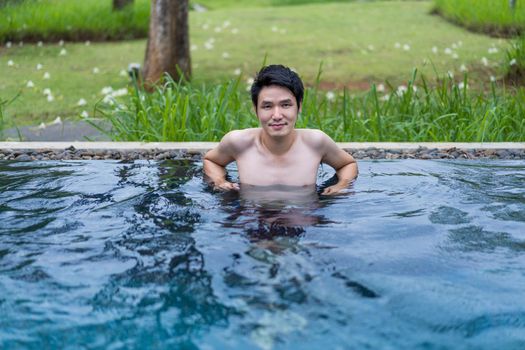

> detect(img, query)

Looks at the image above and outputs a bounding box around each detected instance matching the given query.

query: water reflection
[215,184,336,253]
[89,160,236,347]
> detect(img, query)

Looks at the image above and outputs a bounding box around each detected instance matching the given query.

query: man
[204,64,358,195]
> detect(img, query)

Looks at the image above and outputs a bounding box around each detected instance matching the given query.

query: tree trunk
[143,0,191,84]
[113,0,133,11]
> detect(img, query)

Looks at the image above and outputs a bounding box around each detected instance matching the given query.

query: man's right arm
[203,132,240,191]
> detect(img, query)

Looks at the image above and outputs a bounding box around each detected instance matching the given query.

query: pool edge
[1,141,524,152]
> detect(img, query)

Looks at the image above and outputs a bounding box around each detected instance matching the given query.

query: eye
[282,102,292,108]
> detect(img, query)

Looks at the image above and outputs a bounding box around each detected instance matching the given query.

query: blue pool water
[1,159,524,349]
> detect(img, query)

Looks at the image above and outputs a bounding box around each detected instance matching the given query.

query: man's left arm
[320,134,358,195]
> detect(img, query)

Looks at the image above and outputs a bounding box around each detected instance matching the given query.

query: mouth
[269,123,286,129]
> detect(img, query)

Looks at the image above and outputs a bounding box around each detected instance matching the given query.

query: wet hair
[250,64,304,107]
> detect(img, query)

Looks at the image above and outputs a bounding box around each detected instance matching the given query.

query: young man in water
[203,64,358,195]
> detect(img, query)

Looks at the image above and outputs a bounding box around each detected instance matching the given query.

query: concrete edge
[1,142,525,152]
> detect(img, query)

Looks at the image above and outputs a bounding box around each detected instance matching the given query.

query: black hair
[250,64,304,107]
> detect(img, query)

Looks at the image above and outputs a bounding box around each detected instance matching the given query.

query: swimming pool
[1,159,524,349]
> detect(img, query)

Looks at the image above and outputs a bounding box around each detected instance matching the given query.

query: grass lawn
[0,0,511,127]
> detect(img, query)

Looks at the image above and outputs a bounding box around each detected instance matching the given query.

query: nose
[272,106,283,119]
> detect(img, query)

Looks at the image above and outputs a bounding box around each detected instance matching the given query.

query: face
[255,85,301,138]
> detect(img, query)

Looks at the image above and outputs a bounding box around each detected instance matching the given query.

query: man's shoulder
[222,128,258,152]
[297,129,329,147]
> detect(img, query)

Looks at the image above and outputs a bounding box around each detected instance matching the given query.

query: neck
[260,130,297,156]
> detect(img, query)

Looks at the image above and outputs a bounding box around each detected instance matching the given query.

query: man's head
[250,65,304,108]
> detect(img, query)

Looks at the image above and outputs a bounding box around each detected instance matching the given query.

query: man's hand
[213,180,240,191]
[321,184,346,195]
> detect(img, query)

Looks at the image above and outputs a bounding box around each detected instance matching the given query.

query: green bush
[94,72,525,142]
[0,0,150,43]
[433,0,525,36]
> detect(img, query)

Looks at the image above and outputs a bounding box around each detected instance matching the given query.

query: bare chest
[236,146,321,186]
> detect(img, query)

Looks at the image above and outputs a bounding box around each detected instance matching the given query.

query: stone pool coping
[1,142,525,160]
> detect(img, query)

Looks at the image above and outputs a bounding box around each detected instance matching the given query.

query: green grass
[433,0,525,36]
[505,34,525,83]
[0,1,511,129]
[95,72,525,142]
[0,0,150,43]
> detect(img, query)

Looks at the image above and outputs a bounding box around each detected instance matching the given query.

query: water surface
[1,159,524,349]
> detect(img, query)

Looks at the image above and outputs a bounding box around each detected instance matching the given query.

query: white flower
[191,44,198,51]
[119,69,128,77]
[376,83,385,92]
[458,82,467,89]
[460,64,468,72]
[92,67,99,74]
[223,20,231,28]
[202,23,209,30]
[326,91,335,101]
[59,48,67,56]
[481,57,489,66]
[234,68,241,75]
[432,46,438,54]
[222,52,230,59]
[50,116,62,125]
[43,72,51,79]
[444,47,452,55]
[111,88,128,97]
[380,94,390,101]
[77,98,87,106]
[368,44,374,51]
[85,41,91,46]
[246,77,254,85]
[231,28,239,34]
[396,85,407,96]
[204,42,214,50]
[7,60,14,67]
[214,27,222,33]
[26,80,34,88]
[509,58,517,66]
[394,42,401,49]
[36,63,43,70]
[271,26,278,32]
[403,44,410,51]
[452,53,459,60]
[447,71,454,78]
[47,94,54,102]
[37,41,43,47]
[6,41,12,48]
[43,88,52,96]
[37,122,47,130]
[80,111,89,118]
[103,95,115,105]
[490,76,496,82]
[101,86,113,95]
[457,41,463,47]
[488,47,498,54]
[59,40,64,46]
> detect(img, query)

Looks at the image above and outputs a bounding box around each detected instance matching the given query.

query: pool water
[1,159,524,349]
